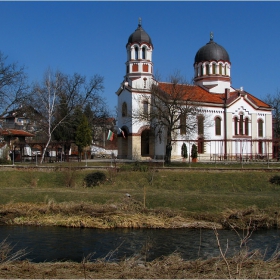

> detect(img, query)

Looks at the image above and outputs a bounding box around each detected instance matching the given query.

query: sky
[0,1,279,115]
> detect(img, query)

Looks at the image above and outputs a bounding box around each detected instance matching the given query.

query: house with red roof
[115,19,273,161]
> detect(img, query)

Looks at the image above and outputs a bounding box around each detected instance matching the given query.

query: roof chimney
[225,88,230,100]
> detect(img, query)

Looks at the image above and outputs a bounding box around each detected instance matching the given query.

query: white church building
[116,20,273,161]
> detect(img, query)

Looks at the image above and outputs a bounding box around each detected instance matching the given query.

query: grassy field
[0,162,280,229]
[0,163,280,208]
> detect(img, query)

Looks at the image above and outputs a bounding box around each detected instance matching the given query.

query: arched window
[135,47,138,60]
[200,65,203,76]
[245,118,249,135]
[142,47,146,59]
[143,101,148,116]
[197,115,204,135]
[239,114,244,135]
[206,64,210,75]
[180,113,186,135]
[212,63,216,74]
[258,119,264,137]
[234,117,238,135]
[215,117,221,135]
[122,102,127,117]
[219,63,223,75]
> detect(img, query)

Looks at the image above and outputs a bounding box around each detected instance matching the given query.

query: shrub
[119,162,149,172]
[191,144,198,159]
[269,175,280,185]
[0,158,11,165]
[84,172,106,187]
[181,143,188,158]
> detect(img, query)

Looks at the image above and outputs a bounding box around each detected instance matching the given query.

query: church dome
[127,18,153,47]
[195,33,230,63]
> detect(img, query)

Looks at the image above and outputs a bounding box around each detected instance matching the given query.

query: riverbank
[1,253,280,279]
[0,199,279,230]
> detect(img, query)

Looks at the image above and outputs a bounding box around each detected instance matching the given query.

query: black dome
[195,35,230,63]
[127,20,153,47]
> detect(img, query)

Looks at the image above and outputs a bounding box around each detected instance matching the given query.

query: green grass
[1,164,280,216]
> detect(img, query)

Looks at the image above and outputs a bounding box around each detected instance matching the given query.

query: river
[0,226,279,263]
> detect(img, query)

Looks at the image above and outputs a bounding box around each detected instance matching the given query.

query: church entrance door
[141,130,150,157]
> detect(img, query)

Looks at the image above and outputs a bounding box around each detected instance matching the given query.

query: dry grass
[0,252,280,279]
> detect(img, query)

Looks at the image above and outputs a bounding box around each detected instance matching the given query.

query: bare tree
[265,89,280,138]
[0,52,29,116]
[133,72,205,163]
[29,69,104,163]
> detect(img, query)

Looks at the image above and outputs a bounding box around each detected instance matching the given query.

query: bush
[191,144,198,159]
[119,162,149,172]
[0,158,11,165]
[84,172,106,187]
[269,175,280,185]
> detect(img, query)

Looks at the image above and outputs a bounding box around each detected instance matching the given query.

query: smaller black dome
[127,19,153,47]
[195,34,230,63]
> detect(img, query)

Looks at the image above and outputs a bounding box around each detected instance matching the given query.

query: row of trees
[0,52,109,163]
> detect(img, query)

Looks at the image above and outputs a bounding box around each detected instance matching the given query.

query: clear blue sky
[0,1,279,114]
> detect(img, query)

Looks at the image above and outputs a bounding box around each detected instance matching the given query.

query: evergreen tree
[181,143,188,158]
[75,114,92,160]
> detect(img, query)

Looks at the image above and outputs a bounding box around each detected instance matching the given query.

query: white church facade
[115,20,273,161]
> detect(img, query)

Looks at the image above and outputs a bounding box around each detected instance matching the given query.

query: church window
[215,117,221,135]
[135,47,139,60]
[122,102,127,117]
[234,117,238,135]
[180,113,186,135]
[206,64,210,75]
[245,118,249,135]
[219,63,223,75]
[126,65,129,74]
[212,63,216,74]
[143,101,149,116]
[258,119,264,137]
[239,114,244,135]
[197,115,204,135]
[200,65,203,76]
[142,47,146,59]
[225,65,227,76]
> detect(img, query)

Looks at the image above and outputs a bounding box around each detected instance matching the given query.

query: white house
[116,19,273,161]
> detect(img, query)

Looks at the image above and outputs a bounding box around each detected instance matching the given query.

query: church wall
[265,114,273,139]
[117,89,132,130]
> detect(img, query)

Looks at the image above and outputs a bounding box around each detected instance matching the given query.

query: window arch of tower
[195,62,230,77]
[129,44,151,61]
[122,102,128,117]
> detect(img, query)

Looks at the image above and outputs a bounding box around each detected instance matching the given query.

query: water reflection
[0,226,279,263]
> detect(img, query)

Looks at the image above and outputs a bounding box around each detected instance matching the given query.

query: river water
[0,226,279,263]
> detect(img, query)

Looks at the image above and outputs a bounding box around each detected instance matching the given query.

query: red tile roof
[0,129,35,137]
[157,82,271,109]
